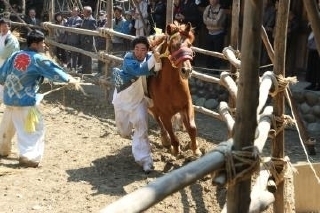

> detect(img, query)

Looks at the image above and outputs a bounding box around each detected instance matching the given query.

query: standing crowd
[49,0,232,74]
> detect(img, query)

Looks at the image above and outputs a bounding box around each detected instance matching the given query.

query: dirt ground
[0,77,319,213]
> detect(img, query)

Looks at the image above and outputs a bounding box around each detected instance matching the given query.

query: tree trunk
[272,1,290,212]
[227,0,263,212]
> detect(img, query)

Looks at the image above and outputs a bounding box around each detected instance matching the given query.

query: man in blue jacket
[0,30,79,167]
[112,36,161,173]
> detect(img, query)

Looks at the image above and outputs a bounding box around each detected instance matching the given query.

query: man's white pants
[0,106,45,163]
[114,100,151,164]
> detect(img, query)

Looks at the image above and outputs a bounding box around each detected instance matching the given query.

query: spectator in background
[305,1,320,91]
[53,13,67,66]
[0,19,20,64]
[123,11,134,36]
[112,5,126,53]
[79,6,97,74]
[96,10,107,74]
[203,0,226,70]
[175,0,200,31]
[285,10,299,76]
[0,18,20,104]
[65,7,82,72]
[123,11,134,50]
[20,8,42,46]
[151,0,166,33]
[9,4,24,32]
[261,0,276,65]
[175,0,200,47]
[173,0,182,22]
[134,0,149,36]
[24,8,41,26]
[305,31,320,91]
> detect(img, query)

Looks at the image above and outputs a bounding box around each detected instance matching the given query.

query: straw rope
[213,139,261,186]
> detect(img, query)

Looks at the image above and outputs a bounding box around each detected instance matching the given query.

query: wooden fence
[10,0,320,212]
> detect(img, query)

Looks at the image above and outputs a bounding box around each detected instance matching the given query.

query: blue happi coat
[113,51,155,89]
[0,49,69,106]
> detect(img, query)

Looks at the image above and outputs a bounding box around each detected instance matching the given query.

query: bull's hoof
[171,146,181,156]
[193,148,202,157]
[161,133,171,147]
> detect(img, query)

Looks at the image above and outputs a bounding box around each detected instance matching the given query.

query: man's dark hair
[113,5,123,12]
[0,18,11,27]
[131,36,150,50]
[26,30,45,47]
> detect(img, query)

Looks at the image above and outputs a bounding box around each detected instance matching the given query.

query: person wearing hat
[0,18,20,103]
[112,36,162,173]
[0,30,79,167]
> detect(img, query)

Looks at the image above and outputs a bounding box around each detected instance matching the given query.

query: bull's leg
[161,116,181,156]
[152,114,171,148]
[181,106,202,157]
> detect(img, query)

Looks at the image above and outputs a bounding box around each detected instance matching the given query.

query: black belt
[116,77,139,93]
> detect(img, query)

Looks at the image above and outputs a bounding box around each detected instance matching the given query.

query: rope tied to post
[213,139,261,186]
[98,27,108,38]
[267,73,297,97]
[268,114,296,139]
[263,156,297,186]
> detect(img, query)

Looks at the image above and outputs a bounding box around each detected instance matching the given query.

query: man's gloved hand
[154,62,162,72]
[147,54,162,72]
[68,76,81,84]
[154,51,161,62]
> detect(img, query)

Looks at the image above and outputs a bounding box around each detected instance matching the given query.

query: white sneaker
[141,157,154,174]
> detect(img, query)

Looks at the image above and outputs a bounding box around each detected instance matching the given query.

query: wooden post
[226,0,263,212]
[229,0,240,67]
[166,0,173,26]
[47,0,55,58]
[227,0,241,123]
[21,0,25,15]
[272,1,290,213]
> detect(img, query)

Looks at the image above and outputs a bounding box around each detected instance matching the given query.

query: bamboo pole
[227,0,263,212]
[100,150,225,213]
[228,0,241,119]
[229,0,240,51]
[272,1,290,212]
[261,26,275,64]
